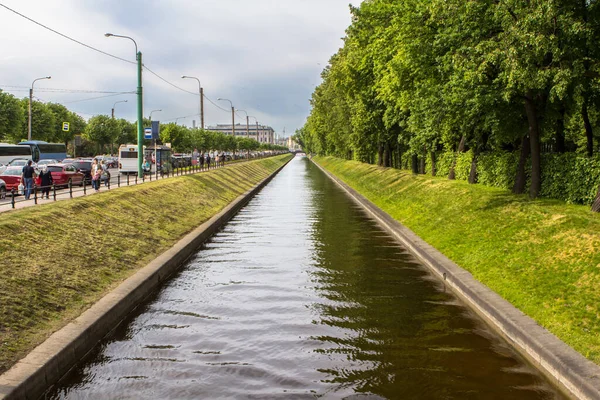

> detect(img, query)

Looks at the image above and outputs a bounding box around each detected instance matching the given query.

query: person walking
[21,160,36,200]
[101,160,111,187]
[91,158,101,192]
[206,153,211,170]
[199,152,205,170]
[38,166,53,199]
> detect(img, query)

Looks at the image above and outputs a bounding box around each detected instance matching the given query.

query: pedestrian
[199,152,205,170]
[206,153,211,169]
[91,158,101,192]
[21,160,36,200]
[221,152,226,167]
[215,153,220,168]
[38,166,53,199]
[101,160,111,187]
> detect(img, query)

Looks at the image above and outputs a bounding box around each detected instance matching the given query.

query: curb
[0,155,293,400]
[311,159,600,400]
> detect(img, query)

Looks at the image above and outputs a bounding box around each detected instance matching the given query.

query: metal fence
[0,153,285,212]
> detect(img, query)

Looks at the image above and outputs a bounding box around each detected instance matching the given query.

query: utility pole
[105,33,144,178]
[200,87,204,129]
[218,98,234,137]
[246,115,250,139]
[29,76,51,141]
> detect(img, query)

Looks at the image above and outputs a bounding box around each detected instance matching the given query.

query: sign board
[151,121,160,140]
[62,122,70,132]
[144,127,152,139]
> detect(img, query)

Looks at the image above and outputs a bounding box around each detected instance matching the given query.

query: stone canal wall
[311,158,600,400]
[0,155,293,400]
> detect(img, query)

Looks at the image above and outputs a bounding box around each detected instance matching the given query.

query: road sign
[151,121,160,140]
[62,122,70,132]
[144,127,152,139]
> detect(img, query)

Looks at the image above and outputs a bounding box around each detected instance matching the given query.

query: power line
[143,65,198,95]
[0,3,136,65]
[0,85,133,94]
[62,92,135,104]
[203,95,232,113]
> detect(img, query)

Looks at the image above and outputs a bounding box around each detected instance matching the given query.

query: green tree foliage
[302,0,600,202]
[84,115,119,153]
[0,91,24,142]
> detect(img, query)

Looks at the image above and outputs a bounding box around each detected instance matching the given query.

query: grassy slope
[0,155,292,373]
[315,156,600,364]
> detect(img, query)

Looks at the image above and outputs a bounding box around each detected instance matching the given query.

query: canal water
[50,156,562,399]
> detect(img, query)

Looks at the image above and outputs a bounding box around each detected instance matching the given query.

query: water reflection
[49,156,561,399]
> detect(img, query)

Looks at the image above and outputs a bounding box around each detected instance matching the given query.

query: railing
[0,152,286,212]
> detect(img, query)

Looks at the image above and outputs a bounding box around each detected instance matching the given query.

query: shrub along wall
[419,151,600,206]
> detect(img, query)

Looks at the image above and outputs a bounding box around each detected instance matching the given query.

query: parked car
[36,164,84,188]
[70,160,93,183]
[8,158,35,168]
[0,178,6,199]
[0,167,24,194]
[0,162,6,174]
[37,159,60,167]
[61,158,77,164]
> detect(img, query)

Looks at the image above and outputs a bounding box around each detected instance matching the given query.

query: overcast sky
[0,0,360,137]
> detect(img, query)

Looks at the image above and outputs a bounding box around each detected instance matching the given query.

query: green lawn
[0,155,292,374]
[315,156,600,365]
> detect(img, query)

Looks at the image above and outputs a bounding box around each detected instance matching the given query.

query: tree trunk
[555,105,566,153]
[592,185,600,212]
[448,135,466,180]
[583,101,594,157]
[524,92,541,198]
[383,141,391,167]
[430,151,436,176]
[397,143,401,169]
[377,143,384,166]
[513,134,530,194]
[411,154,418,174]
[468,153,478,184]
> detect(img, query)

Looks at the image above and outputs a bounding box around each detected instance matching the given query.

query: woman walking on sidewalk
[91,159,101,192]
[39,166,53,199]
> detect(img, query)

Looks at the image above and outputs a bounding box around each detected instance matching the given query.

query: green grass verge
[314,155,600,365]
[0,154,292,374]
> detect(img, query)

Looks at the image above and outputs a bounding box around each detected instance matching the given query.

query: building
[206,123,275,144]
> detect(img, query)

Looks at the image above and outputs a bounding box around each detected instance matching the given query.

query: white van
[118,144,141,174]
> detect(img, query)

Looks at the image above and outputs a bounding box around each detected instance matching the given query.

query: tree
[0,91,24,142]
[84,115,118,153]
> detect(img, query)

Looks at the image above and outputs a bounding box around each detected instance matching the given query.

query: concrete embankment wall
[312,159,600,400]
[0,155,293,400]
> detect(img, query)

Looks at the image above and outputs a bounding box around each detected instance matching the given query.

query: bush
[455,150,473,181]
[477,151,519,190]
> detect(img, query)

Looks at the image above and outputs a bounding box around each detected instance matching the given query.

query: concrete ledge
[0,156,292,400]
[312,159,600,400]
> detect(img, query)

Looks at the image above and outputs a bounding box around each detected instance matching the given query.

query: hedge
[420,151,600,206]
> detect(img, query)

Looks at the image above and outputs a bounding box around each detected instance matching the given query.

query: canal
[50,156,562,399]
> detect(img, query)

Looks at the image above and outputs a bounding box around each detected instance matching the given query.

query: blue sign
[144,127,152,139]
[151,121,160,140]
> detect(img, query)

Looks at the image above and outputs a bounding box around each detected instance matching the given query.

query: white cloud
[0,0,361,135]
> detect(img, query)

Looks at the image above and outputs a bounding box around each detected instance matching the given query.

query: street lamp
[149,109,162,121]
[112,100,128,119]
[181,75,204,129]
[236,109,250,139]
[249,116,260,143]
[217,98,235,137]
[105,32,144,178]
[28,76,51,141]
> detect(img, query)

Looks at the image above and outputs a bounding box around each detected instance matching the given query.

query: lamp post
[105,32,144,178]
[217,98,235,137]
[236,109,250,140]
[182,76,204,129]
[28,76,51,141]
[112,100,128,119]
[249,116,259,142]
[149,109,162,121]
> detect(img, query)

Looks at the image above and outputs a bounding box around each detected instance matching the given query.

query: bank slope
[0,154,292,374]
[314,156,600,365]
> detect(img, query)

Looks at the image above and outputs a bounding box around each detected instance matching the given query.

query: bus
[0,143,32,166]
[118,144,140,174]
[17,141,67,162]
[118,144,172,174]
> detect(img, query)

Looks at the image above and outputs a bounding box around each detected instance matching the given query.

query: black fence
[0,153,286,211]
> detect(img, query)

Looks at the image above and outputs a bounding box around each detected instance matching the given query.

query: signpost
[62,122,70,132]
